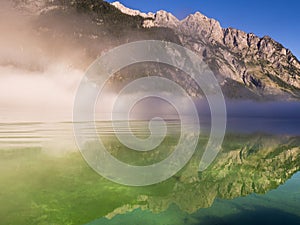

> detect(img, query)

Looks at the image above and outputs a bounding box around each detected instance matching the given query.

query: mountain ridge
[9,0,300,100]
[112,1,300,99]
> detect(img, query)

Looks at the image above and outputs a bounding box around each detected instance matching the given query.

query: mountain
[9,0,300,100]
[112,1,300,100]
[7,0,180,72]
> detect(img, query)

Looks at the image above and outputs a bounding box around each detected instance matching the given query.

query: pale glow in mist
[0,64,83,122]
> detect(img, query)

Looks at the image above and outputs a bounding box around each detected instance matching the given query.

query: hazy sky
[108,0,300,59]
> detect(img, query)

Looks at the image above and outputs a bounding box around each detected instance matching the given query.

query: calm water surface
[0,119,299,225]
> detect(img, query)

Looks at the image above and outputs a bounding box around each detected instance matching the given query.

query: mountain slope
[113,1,300,99]
[10,0,300,100]
[10,0,180,69]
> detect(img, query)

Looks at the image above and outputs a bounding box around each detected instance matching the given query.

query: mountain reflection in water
[0,120,299,225]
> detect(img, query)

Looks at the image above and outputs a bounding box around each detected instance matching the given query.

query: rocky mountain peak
[180,11,224,43]
[111,2,180,29]
[111,1,154,18]
[112,3,224,44]
[150,10,180,29]
[136,4,300,95]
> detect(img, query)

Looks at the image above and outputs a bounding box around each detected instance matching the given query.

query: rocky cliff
[113,1,300,99]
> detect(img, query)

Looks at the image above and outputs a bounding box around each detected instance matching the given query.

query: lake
[0,118,300,225]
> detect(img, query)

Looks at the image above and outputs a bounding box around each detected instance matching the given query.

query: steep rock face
[223,28,249,51]
[113,1,300,99]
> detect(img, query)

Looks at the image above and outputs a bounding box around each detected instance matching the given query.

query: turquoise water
[0,120,299,225]
[88,173,300,225]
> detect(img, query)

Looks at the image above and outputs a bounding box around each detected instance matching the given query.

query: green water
[0,121,299,225]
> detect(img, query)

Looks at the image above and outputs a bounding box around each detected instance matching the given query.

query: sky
[107,0,300,59]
